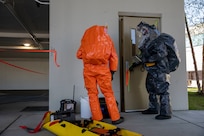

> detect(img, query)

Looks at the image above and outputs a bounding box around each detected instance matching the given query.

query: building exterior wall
[49,0,188,112]
[186,46,203,87]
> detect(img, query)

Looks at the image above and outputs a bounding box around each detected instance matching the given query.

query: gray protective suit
[135,22,180,119]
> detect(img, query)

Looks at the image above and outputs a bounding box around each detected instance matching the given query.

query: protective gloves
[111,71,115,80]
[129,61,142,71]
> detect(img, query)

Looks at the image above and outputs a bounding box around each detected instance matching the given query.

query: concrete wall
[0,58,49,90]
[49,0,188,112]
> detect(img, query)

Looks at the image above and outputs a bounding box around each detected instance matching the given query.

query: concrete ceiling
[0,0,49,58]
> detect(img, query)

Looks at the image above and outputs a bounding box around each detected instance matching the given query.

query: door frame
[118,12,162,112]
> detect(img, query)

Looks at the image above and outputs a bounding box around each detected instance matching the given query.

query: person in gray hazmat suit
[129,21,180,120]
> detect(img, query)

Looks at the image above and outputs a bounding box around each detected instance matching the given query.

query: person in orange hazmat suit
[76,25,124,125]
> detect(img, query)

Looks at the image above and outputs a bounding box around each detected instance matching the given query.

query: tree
[185,0,204,95]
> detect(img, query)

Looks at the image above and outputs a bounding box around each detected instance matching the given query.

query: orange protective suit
[76,25,120,121]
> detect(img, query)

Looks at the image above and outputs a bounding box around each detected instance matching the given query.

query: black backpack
[158,33,181,72]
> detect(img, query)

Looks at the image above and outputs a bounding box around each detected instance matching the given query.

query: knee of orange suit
[84,83,98,95]
[85,82,99,96]
[88,94,103,121]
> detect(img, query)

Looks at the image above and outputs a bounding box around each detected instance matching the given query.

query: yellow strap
[145,62,155,67]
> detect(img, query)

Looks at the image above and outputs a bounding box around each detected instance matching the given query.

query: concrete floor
[0,91,204,136]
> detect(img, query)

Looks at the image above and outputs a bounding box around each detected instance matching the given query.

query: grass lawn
[188,88,204,110]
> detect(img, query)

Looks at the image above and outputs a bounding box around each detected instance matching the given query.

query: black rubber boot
[112,117,124,125]
[155,114,171,120]
[155,93,172,120]
[142,93,159,114]
[142,108,158,114]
